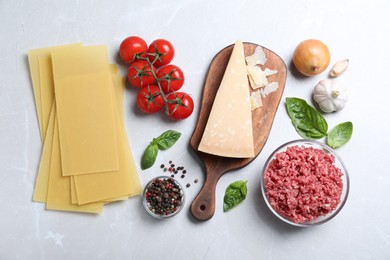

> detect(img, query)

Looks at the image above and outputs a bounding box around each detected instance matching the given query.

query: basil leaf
[154,130,181,150]
[141,142,158,170]
[223,180,248,212]
[140,130,181,170]
[327,121,353,148]
[286,97,328,139]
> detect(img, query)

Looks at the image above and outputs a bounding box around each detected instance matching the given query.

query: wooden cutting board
[190,42,287,221]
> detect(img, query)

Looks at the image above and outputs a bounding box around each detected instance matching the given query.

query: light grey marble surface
[1,0,390,259]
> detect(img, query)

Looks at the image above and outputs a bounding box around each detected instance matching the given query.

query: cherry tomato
[119,36,148,63]
[147,39,175,68]
[166,92,194,120]
[156,65,185,93]
[136,85,164,114]
[127,60,156,88]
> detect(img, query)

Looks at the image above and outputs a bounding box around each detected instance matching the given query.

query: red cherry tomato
[136,85,164,113]
[147,39,175,68]
[166,92,194,120]
[119,36,148,63]
[156,65,185,93]
[127,60,156,88]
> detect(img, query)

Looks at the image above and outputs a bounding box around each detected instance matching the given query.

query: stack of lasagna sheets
[28,44,141,214]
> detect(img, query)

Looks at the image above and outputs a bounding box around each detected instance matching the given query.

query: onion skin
[293,39,330,76]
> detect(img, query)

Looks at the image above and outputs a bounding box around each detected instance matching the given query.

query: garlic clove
[329,59,349,77]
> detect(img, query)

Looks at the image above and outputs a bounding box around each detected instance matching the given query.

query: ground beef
[264,145,343,224]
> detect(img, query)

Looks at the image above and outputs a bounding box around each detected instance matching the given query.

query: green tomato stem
[141,57,170,113]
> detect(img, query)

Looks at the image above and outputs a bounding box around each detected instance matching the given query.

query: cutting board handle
[191,166,224,221]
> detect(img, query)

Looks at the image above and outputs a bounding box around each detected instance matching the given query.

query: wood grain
[190,42,287,221]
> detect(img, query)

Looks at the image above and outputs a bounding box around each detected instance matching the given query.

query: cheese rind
[198,41,254,158]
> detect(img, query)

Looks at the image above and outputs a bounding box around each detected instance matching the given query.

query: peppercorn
[144,177,184,218]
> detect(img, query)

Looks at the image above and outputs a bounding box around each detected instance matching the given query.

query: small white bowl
[261,139,349,227]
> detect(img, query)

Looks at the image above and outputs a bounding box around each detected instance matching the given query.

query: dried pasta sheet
[72,65,142,204]
[38,56,55,137]
[51,45,119,176]
[27,43,82,141]
[32,103,55,203]
[46,118,104,214]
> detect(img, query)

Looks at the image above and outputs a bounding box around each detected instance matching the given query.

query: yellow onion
[293,39,330,76]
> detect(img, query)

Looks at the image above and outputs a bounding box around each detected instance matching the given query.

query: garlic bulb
[313,79,348,113]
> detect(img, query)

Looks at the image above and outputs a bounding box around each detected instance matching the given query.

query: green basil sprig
[286,97,328,139]
[141,143,158,170]
[141,130,181,170]
[286,97,353,148]
[223,180,248,212]
[327,121,353,148]
[154,130,182,150]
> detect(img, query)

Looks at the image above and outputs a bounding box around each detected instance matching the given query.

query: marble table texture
[1,0,390,259]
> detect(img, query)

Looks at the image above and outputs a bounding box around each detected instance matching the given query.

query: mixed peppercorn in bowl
[142,176,185,219]
[261,139,350,227]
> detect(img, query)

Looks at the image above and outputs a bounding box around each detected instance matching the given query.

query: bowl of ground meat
[261,139,349,227]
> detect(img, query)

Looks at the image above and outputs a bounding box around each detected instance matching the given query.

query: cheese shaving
[260,82,279,97]
[250,90,262,110]
[245,45,279,111]
[246,65,268,89]
[264,68,278,76]
[245,46,267,66]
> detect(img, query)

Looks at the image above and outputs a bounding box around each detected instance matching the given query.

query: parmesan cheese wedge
[198,41,254,158]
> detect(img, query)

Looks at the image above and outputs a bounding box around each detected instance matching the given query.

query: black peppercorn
[144,177,184,218]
